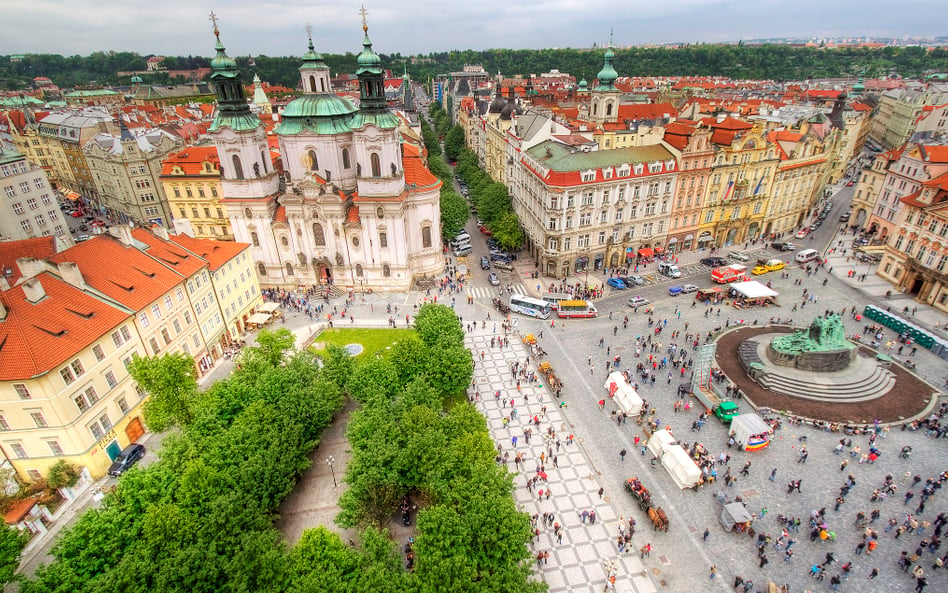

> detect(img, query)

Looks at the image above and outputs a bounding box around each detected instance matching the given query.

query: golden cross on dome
[209,10,219,34]
[359,4,369,32]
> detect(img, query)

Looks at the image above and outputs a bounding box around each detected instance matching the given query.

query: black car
[699,257,727,268]
[107,443,145,477]
[490,252,512,262]
[480,256,490,270]
[771,242,796,252]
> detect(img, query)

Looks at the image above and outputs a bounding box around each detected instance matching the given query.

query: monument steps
[755,366,895,403]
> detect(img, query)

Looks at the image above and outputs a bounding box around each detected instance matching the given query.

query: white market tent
[258,302,281,313]
[646,428,677,459]
[604,372,644,415]
[247,313,272,325]
[660,445,703,489]
[728,281,779,299]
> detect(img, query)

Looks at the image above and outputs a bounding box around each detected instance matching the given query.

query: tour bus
[556,300,598,319]
[509,294,552,319]
[540,293,572,310]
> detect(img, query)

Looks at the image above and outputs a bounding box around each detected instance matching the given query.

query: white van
[450,237,471,250]
[453,245,473,257]
[795,249,819,264]
[453,232,471,244]
[658,262,681,278]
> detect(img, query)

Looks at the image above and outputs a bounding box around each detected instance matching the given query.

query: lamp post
[326,455,336,487]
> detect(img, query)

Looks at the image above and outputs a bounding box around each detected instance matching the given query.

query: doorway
[105,440,121,461]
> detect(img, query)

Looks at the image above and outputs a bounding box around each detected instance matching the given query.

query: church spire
[207,11,258,131]
[355,5,386,111]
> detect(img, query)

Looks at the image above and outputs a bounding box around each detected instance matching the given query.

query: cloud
[2,0,946,56]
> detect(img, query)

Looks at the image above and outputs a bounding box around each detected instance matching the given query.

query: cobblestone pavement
[495,256,947,593]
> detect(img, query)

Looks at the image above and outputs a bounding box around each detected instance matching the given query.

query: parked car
[846,180,854,186]
[107,443,146,477]
[487,272,500,286]
[680,284,699,294]
[700,257,727,268]
[490,252,512,262]
[607,278,627,289]
[623,274,645,286]
[627,296,650,308]
[839,212,851,222]
[771,242,796,252]
[795,228,810,239]
[668,285,683,296]
[728,251,750,262]
[480,256,490,270]
[75,234,91,242]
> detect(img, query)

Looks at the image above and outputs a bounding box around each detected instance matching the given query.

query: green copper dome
[578,78,588,89]
[210,33,238,74]
[300,37,328,71]
[281,94,357,118]
[595,46,618,91]
[356,30,382,73]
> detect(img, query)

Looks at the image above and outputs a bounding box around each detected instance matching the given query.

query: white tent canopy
[660,445,702,489]
[247,313,272,325]
[729,280,778,299]
[604,372,644,415]
[647,429,677,459]
[258,302,281,313]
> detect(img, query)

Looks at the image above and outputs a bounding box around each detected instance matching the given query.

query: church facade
[207,19,442,292]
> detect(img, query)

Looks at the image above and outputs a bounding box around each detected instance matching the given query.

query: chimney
[109,225,134,246]
[152,225,170,240]
[22,277,46,303]
[15,257,46,281]
[57,262,86,290]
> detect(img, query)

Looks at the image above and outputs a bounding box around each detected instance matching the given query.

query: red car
[478,225,492,236]
[846,180,854,186]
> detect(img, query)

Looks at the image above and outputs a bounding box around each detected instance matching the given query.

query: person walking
[868,567,879,580]
[702,528,710,542]
[741,461,751,477]
[620,448,627,461]
[598,487,604,499]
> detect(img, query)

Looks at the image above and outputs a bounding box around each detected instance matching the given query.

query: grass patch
[310,328,414,359]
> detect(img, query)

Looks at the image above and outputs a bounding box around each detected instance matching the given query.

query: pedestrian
[640,543,651,558]
[741,461,751,477]
[598,487,604,499]
[703,528,710,542]
[759,554,768,568]
[709,565,717,580]
[769,467,777,482]
[868,567,879,580]
[620,448,627,461]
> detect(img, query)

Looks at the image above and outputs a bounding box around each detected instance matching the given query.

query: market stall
[729,413,774,451]
[720,502,754,533]
[661,444,702,489]
[646,429,677,459]
[246,312,272,328]
[728,280,778,308]
[258,302,281,314]
[604,372,644,416]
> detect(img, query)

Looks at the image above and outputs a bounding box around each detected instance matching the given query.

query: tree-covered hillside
[2,45,947,91]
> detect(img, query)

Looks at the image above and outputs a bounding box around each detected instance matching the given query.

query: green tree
[0,524,27,585]
[443,125,466,162]
[424,345,473,398]
[46,460,81,490]
[128,352,198,430]
[439,187,469,240]
[413,304,464,348]
[490,210,524,251]
[476,182,512,225]
[243,328,296,369]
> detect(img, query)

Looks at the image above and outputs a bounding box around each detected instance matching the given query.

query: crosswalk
[467,284,530,299]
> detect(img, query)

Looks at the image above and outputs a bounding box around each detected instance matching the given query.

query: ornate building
[210,19,442,291]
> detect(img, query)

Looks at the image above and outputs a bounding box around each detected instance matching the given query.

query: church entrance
[315,258,333,285]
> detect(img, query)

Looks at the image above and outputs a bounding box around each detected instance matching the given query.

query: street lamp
[326,455,337,487]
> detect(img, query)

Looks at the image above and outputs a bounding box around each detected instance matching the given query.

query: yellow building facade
[160,146,233,240]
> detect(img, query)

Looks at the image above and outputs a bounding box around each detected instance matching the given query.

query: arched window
[309,75,316,92]
[232,155,244,179]
[308,150,318,171]
[382,264,391,277]
[370,153,381,177]
[257,262,267,276]
[342,148,350,169]
[320,78,326,92]
[244,207,253,218]
[253,163,260,177]
[286,263,294,276]
[421,226,432,248]
[606,103,613,117]
[379,232,387,247]
[312,223,326,246]
[355,264,363,277]
[251,231,259,247]
[592,102,598,116]
[260,151,268,173]
[391,163,397,176]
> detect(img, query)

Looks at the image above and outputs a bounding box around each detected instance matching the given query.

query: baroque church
[208,18,443,292]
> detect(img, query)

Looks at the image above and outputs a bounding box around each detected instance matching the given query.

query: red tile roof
[779,157,826,172]
[273,205,288,224]
[131,228,207,277]
[402,144,440,190]
[0,237,58,285]
[48,234,185,311]
[3,497,38,525]
[0,272,130,381]
[160,146,220,176]
[165,234,249,272]
[616,103,675,121]
[899,189,925,208]
[919,145,948,164]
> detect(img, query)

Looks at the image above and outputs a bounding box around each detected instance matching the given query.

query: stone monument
[767,314,856,371]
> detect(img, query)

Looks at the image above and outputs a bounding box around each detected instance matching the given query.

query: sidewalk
[467,328,661,593]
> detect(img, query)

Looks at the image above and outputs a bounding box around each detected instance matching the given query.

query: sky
[3,0,947,57]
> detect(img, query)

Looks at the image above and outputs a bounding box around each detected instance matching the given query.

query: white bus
[509,294,552,319]
[540,293,572,310]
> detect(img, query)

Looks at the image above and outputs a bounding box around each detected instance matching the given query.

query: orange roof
[0,272,130,381]
[160,146,220,176]
[923,172,948,192]
[851,102,873,112]
[165,234,249,272]
[616,103,675,121]
[779,157,826,172]
[899,189,926,208]
[919,145,948,164]
[0,237,58,285]
[131,228,207,277]
[345,204,361,224]
[48,234,185,311]
[3,497,38,524]
[273,205,288,224]
[402,144,440,190]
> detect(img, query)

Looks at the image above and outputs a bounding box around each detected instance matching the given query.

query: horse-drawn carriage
[624,476,669,531]
[491,297,510,315]
[538,361,562,394]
